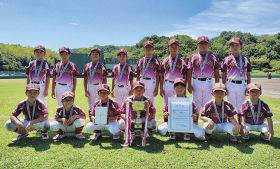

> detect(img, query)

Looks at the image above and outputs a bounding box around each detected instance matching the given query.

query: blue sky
[0,0,279,50]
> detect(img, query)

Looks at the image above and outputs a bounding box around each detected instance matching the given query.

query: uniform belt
[165,80,174,83]
[142,77,152,80]
[227,79,247,84]
[58,83,67,86]
[92,83,100,86]
[31,81,45,84]
[193,77,212,81]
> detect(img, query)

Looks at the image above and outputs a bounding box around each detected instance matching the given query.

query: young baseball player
[187,36,220,111]
[83,47,107,110]
[26,45,51,104]
[160,39,188,104]
[221,37,252,114]
[85,84,121,141]
[157,78,205,141]
[111,49,134,107]
[51,91,86,140]
[52,47,79,106]
[4,84,50,142]
[201,83,241,142]
[239,83,274,141]
[134,41,161,105]
[119,81,156,142]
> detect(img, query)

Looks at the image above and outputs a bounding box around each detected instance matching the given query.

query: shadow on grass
[198,133,280,154]
[7,136,51,151]
[51,132,90,148]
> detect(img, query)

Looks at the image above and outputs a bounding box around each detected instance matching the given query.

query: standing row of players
[4,36,274,143]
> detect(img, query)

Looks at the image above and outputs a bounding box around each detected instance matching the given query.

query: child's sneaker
[52,133,65,141]
[242,134,250,140]
[12,133,28,142]
[183,133,191,141]
[113,135,120,140]
[41,132,49,140]
[260,133,270,142]
[91,132,101,141]
[228,133,238,142]
[169,133,176,140]
[75,133,85,140]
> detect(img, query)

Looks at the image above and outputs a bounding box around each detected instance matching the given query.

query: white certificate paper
[95,107,108,125]
[168,97,193,133]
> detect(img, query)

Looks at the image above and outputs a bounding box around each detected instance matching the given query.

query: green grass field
[0,78,279,169]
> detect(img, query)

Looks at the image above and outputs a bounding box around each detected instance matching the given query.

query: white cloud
[163,0,280,38]
[69,22,80,26]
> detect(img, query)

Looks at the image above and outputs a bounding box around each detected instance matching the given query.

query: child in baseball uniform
[160,39,188,104]
[134,41,161,105]
[119,81,157,140]
[26,45,51,105]
[85,84,121,141]
[111,48,134,107]
[239,83,274,142]
[83,48,107,110]
[221,37,252,114]
[187,36,220,111]
[201,83,241,142]
[51,91,86,140]
[4,84,50,142]
[52,47,79,106]
[158,78,205,141]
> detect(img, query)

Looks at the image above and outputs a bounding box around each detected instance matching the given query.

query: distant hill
[0,31,280,72]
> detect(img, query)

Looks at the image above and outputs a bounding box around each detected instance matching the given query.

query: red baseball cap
[168,39,180,46]
[117,48,127,56]
[133,81,145,90]
[197,36,209,44]
[143,40,154,48]
[228,37,242,46]
[59,47,71,54]
[212,83,227,93]
[247,82,262,92]
[34,45,46,53]
[98,84,110,93]
[26,84,40,92]
[174,78,186,87]
[90,47,101,55]
[61,91,75,101]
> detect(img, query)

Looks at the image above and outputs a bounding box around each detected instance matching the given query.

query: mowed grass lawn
[0,78,279,169]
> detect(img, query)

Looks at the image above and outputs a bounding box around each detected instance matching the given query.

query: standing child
[157,78,205,141]
[201,83,241,142]
[4,84,50,142]
[239,83,274,141]
[111,49,134,107]
[134,41,161,105]
[83,48,107,110]
[26,45,51,104]
[221,37,252,113]
[85,84,121,141]
[52,47,79,106]
[51,91,86,140]
[187,36,220,111]
[160,39,188,104]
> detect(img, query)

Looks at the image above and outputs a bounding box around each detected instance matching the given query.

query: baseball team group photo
[0,0,280,168]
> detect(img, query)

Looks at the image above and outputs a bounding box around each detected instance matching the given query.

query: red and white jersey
[26,59,50,82]
[161,55,188,81]
[52,61,79,84]
[83,62,107,85]
[134,56,161,79]
[188,52,220,78]
[112,63,134,85]
[221,55,252,80]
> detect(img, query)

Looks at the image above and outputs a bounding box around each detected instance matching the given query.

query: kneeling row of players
[4,79,274,145]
